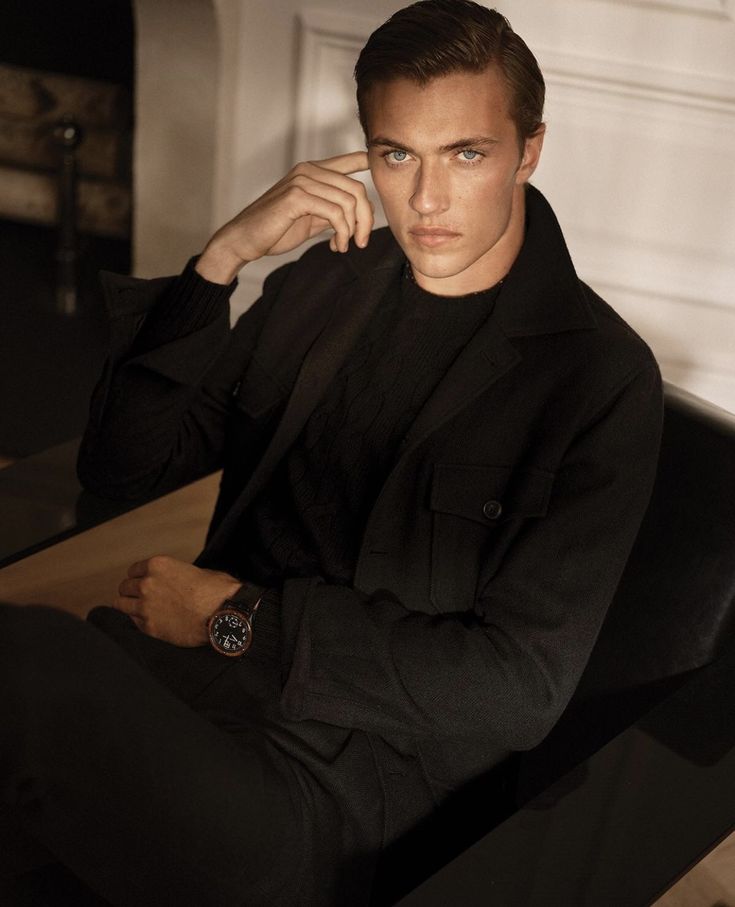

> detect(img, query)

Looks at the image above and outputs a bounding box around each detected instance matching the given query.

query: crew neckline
[402,260,505,303]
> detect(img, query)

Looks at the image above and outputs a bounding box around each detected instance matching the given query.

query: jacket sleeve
[276,362,663,750]
[77,260,293,500]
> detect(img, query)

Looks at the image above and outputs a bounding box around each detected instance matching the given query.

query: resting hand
[196,151,372,283]
[115,555,241,647]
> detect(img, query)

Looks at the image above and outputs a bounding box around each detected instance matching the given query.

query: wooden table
[0,470,219,615]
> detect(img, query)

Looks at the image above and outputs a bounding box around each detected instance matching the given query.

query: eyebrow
[368,135,500,153]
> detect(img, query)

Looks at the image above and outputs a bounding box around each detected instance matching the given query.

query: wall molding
[538,45,735,115]
[293,9,373,164]
[591,0,734,20]
[298,7,735,116]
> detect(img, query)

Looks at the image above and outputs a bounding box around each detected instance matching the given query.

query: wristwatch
[207,584,263,657]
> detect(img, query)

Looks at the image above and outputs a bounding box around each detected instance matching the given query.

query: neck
[411,183,527,297]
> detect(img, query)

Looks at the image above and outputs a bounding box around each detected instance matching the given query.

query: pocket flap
[430,464,554,525]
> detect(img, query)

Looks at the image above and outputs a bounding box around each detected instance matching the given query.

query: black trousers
[0,603,372,907]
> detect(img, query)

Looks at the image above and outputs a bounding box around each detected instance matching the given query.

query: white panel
[531,44,735,412]
[293,9,381,198]
[592,281,735,412]
[293,19,366,162]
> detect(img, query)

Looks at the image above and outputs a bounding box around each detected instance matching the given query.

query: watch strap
[224,582,266,619]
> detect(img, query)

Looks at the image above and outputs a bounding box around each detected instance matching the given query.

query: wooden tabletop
[0,471,220,616]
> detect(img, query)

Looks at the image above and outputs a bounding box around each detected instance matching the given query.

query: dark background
[0,0,134,459]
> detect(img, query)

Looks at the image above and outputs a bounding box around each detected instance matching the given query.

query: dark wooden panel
[0,63,130,127]
[0,117,127,180]
[0,166,130,237]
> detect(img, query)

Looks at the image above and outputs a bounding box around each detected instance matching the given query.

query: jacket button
[482,500,503,520]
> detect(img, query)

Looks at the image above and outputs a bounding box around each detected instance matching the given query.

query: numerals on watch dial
[209,609,253,656]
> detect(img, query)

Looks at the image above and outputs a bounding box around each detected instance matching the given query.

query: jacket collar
[343,184,598,474]
[339,183,596,337]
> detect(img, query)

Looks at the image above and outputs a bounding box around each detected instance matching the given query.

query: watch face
[209,609,252,656]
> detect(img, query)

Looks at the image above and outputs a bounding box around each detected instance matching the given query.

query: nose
[409,160,450,216]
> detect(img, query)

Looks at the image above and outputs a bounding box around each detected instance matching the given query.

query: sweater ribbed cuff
[132,255,237,353]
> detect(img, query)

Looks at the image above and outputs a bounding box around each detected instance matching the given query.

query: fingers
[117,559,154,611]
[282,185,352,252]
[118,577,143,598]
[316,150,369,176]
[120,554,173,601]
[288,175,358,249]
[126,554,174,579]
[114,580,146,624]
[203,151,373,266]
[288,158,374,250]
[127,560,148,578]
[113,590,142,618]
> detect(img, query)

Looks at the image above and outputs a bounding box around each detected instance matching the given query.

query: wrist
[209,575,247,619]
[196,240,249,285]
[207,581,274,658]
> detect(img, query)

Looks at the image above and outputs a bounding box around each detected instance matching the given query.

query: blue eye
[389,150,408,162]
[460,149,479,161]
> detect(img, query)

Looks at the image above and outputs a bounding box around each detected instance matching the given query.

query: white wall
[133,0,735,412]
[505,0,735,413]
[133,0,219,276]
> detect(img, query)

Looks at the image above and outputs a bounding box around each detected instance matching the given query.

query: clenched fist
[114,555,242,647]
[196,151,372,284]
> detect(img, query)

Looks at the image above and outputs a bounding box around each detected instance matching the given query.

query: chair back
[518,383,735,798]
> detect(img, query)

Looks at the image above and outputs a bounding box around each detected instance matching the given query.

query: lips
[409,227,460,248]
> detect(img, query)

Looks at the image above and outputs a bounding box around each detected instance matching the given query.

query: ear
[515,124,546,184]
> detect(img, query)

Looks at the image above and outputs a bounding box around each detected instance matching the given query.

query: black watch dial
[208,608,253,656]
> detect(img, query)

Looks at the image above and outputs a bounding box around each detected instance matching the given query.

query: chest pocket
[429,464,555,611]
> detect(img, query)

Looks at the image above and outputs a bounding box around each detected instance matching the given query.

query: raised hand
[114,555,242,647]
[196,151,372,284]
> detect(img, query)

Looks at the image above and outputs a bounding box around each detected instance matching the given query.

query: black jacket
[79,185,662,846]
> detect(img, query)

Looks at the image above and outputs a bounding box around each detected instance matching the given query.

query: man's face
[366,66,543,295]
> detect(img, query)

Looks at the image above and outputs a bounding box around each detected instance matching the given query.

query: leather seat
[517,382,735,799]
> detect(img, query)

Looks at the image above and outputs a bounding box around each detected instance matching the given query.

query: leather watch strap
[227,581,266,616]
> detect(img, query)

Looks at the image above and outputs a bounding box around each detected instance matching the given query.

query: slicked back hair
[354,0,545,150]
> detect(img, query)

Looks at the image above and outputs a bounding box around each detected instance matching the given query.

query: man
[0,1,662,904]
